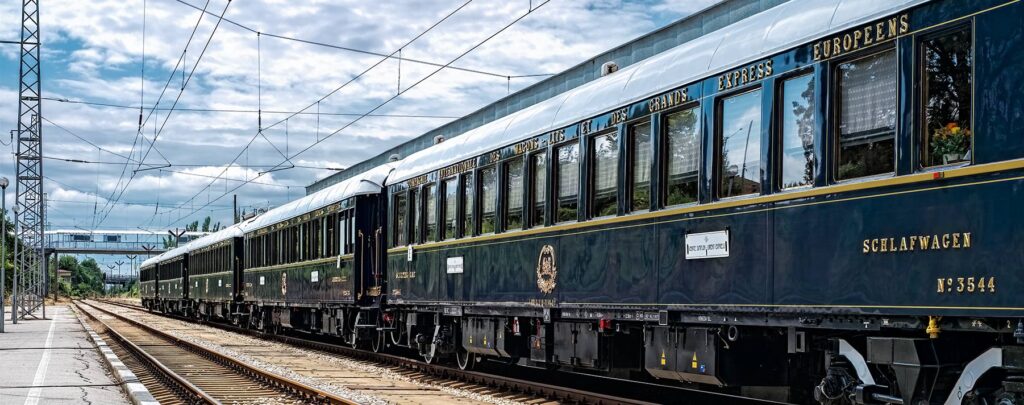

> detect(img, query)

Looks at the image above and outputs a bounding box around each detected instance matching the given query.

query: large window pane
[424,184,437,242]
[505,157,524,230]
[837,50,896,179]
[409,188,419,244]
[719,89,762,198]
[631,121,651,212]
[555,142,579,223]
[923,28,972,166]
[531,152,546,227]
[780,74,816,188]
[665,107,700,206]
[591,132,618,217]
[461,173,474,237]
[443,178,457,240]
[480,166,497,234]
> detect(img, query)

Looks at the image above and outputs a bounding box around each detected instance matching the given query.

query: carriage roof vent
[600,61,619,77]
[433,135,445,144]
[388,154,401,162]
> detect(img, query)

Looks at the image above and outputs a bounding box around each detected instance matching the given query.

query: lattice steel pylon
[13,0,46,321]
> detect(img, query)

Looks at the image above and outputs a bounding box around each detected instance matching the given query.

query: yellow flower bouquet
[931,122,970,164]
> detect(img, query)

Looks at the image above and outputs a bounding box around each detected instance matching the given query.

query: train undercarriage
[148,298,1024,404]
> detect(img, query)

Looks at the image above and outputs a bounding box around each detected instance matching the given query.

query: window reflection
[719,89,762,198]
[480,166,497,234]
[443,178,457,240]
[780,74,816,188]
[460,173,474,237]
[392,193,407,247]
[555,142,579,223]
[531,152,546,227]
[591,132,618,217]
[631,121,651,212]
[665,107,700,205]
[505,157,524,230]
[922,28,972,166]
[424,184,437,242]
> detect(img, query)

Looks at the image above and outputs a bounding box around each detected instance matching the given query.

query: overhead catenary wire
[165,0,553,226]
[99,0,217,223]
[41,97,461,119]
[172,0,553,80]
[42,155,344,171]
[97,0,234,227]
[164,0,478,221]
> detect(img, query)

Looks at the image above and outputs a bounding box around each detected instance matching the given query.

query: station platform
[0,305,129,405]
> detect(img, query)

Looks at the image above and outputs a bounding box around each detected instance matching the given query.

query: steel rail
[99,299,775,404]
[79,300,357,404]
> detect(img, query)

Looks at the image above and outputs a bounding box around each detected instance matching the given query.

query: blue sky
[0,0,717,268]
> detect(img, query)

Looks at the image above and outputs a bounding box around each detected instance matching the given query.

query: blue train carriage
[240,163,393,347]
[384,0,1024,403]
[139,255,161,310]
[156,245,189,314]
[186,220,250,322]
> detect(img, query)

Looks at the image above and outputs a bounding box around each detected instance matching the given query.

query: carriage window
[780,74,816,188]
[837,49,896,179]
[531,152,546,227]
[340,215,349,254]
[630,121,651,212]
[480,166,497,234]
[409,188,420,244]
[505,157,524,231]
[665,107,700,206]
[719,89,762,198]
[443,178,457,240]
[392,193,407,247]
[922,28,972,167]
[461,173,474,237]
[591,132,618,217]
[555,142,580,223]
[424,184,437,242]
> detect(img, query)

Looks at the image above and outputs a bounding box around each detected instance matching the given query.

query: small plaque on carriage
[685,230,730,259]
[447,256,464,274]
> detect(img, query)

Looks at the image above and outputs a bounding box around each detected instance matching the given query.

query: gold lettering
[942,234,950,249]
[853,30,862,48]
[953,233,961,248]
[909,236,917,250]
[765,59,773,76]
[732,71,740,88]
[741,67,748,84]
[871,238,879,253]
[888,17,898,38]
[880,238,888,252]
[863,240,870,253]
[919,235,930,250]
[931,235,940,250]
[937,278,945,293]
[864,26,873,45]
[823,40,831,58]
[956,277,965,293]
[876,22,885,42]
[899,14,909,34]
[900,237,907,251]
[833,38,842,56]
[843,33,852,52]
[813,43,821,60]
[963,232,971,248]
[756,63,764,79]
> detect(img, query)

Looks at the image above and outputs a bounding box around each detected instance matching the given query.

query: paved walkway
[0,305,129,405]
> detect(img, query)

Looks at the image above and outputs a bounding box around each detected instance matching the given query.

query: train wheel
[456,349,475,370]
[388,313,405,347]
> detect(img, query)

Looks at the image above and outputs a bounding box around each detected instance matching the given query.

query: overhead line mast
[12,0,46,320]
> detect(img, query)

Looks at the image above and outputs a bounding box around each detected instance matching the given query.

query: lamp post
[1,176,8,332]
[126,254,137,286]
[11,204,18,324]
[106,264,115,295]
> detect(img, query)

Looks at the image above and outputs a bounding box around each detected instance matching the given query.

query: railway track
[74,300,355,404]
[97,299,783,404]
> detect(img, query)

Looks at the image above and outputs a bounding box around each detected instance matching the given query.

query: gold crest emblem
[536,245,557,294]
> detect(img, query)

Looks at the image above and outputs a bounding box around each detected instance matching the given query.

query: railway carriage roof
[388,0,926,184]
[244,162,396,233]
[158,244,189,264]
[184,219,253,252]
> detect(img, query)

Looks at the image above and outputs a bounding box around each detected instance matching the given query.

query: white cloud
[0,0,719,234]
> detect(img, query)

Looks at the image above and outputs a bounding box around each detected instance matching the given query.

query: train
[138,0,1024,403]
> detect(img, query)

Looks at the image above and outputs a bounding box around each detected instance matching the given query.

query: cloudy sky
[0,0,717,245]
